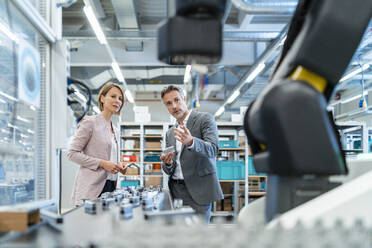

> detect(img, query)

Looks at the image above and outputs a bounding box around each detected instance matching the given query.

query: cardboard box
[145,141,161,149]
[135,112,151,123]
[145,176,162,187]
[0,209,40,232]
[126,166,139,175]
[133,106,149,113]
[231,114,242,122]
[220,182,232,194]
[216,200,222,211]
[223,198,233,211]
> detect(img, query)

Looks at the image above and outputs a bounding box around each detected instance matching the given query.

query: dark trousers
[99,180,117,197]
[169,178,212,224]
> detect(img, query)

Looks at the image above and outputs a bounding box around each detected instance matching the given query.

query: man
[160,85,223,223]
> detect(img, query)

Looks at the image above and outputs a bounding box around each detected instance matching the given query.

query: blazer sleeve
[162,130,176,176]
[190,113,219,158]
[67,117,101,170]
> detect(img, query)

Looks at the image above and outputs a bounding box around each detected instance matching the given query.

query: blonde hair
[97,82,125,115]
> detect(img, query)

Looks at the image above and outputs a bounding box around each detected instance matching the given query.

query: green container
[121,180,140,188]
[216,161,245,180]
[218,140,239,148]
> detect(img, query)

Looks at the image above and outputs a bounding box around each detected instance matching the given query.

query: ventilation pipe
[231,0,297,14]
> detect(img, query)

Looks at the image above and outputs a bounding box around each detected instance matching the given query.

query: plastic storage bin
[121,180,140,187]
[218,140,239,148]
[216,161,245,180]
[144,155,161,162]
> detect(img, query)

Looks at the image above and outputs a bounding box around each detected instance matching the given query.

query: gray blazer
[162,111,223,205]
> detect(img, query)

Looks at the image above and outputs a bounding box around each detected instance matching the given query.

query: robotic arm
[244,0,372,221]
[157,0,372,222]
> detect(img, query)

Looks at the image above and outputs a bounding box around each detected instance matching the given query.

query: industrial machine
[158,0,372,222]
[243,0,372,221]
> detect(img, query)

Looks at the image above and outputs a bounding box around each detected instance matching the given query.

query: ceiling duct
[231,0,297,14]
[111,0,143,51]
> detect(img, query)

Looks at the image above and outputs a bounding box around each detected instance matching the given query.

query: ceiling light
[0,22,19,43]
[125,89,134,103]
[17,116,31,123]
[83,5,107,45]
[0,91,18,102]
[27,129,35,134]
[184,65,192,83]
[245,63,266,83]
[226,90,240,104]
[111,62,124,82]
[215,106,225,117]
[339,64,370,82]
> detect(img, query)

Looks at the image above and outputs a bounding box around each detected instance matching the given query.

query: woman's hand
[99,160,122,174]
[118,162,128,174]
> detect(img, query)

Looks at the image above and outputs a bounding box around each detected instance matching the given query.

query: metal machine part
[243,0,372,221]
[119,202,133,219]
[157,0,227,64]
[84,200,97,214]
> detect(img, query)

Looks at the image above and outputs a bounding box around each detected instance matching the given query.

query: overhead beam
[63,30,279,42]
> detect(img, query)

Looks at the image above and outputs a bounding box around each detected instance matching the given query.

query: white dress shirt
[106,133,118,181]
[172,110,194,180]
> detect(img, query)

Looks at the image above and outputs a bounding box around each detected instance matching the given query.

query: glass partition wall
[0,0,49,206]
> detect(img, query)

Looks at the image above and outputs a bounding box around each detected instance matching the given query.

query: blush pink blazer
[67,113,119,206]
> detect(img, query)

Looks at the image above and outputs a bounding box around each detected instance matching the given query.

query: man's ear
[184,95,187,102]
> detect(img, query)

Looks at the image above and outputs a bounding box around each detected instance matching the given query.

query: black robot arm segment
[244,0,371,221]
[157,0,227,65]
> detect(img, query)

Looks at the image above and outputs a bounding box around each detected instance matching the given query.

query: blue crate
[218,140,239,148]
[121,180,140,188]
[216,158,263,180]
[216,161,245,180]
[144,155,161,162]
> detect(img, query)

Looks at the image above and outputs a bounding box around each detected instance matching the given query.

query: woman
[68,82,127,206]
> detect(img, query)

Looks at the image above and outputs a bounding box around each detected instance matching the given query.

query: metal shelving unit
[214,122,266,218]
[120,122,168,187]
[336,121,369,154]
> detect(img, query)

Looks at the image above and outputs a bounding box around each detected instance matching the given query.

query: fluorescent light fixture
[215,106,225,117]
[184,65,192,83]
[83,5,107,45]
[0,22,19,43]
[125,89,134,103]
[17,115,31,123]
[340,64,370,82]
[341,91,368,104]
[8,123,20,130]
[74,90,87,103]
[27,129,35,134]
[0,98,6,104]
[227,90,240,104]
[30,105,36,111]
[93,105,100,113]
[20,133,29,138]
[111,62,124,82]
[245,63,266,83]
[0,91,18,102]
